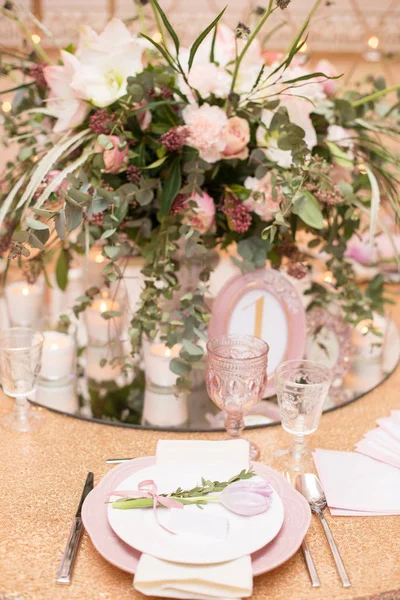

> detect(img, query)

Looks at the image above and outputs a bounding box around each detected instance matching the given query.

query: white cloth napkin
[313,448,400,516]
[354,411,400,470]
[133,439,253,599]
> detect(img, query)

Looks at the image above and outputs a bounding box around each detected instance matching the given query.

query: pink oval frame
[208,268,307,397]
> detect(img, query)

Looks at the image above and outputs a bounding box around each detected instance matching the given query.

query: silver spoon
[296,473,351,588]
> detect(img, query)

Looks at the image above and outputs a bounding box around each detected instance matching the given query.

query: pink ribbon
[109,479,184,534]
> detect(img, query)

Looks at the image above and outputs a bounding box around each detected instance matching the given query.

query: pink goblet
[206,334,269,461]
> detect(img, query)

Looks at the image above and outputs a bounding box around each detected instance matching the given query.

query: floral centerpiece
[0,0,399,385]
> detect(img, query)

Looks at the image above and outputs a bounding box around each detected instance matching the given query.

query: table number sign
[209,269,306,397]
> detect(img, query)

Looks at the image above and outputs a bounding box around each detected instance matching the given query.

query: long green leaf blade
[160,157,181,216]
[140,33,178,72]
[188,7,227,71]
[150,0,180,55]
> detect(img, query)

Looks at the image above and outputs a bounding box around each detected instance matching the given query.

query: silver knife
[56,472,94,584]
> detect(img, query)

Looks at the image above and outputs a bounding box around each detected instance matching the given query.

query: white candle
[120,257,146,316]
[5,281,43,326]
[49,267,84,321]
[142,386,188,427]
[85,297,122,344]
[86,344,120,381]
[143,339,182,388]
[40,330,75,382]
[353,314,385,360]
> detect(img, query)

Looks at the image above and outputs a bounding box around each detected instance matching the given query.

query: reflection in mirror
[30,319,400,432]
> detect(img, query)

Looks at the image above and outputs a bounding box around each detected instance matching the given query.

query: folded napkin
[313,448,400,516]
[355,411,400,469]
[134,439,253,599]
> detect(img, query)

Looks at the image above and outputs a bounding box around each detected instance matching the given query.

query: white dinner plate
[107,464,284,565]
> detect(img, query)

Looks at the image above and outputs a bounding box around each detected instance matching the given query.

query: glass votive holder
[5,279,44,327]
[142,382,188,428]
[40,321,77,386]
[142,337,182,388]
[85,287,127,345]
[36,379,79,413]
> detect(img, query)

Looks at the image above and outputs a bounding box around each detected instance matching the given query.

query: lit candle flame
[95,254,105,264]
[100,301,108,313]
[22,287,30,296]
[165,348,171,358]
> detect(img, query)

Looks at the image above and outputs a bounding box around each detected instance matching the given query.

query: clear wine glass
[206,334,269,461]
[0,327,44,432]
[275,359,332,472]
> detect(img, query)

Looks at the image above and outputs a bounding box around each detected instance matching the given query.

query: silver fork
[283,471,321,588]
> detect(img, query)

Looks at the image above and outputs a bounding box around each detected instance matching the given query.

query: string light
[2,101,12,113]
[152,31,162,44]
[31,33,41,44]
[367,35,379,49]
[364,34,381,62]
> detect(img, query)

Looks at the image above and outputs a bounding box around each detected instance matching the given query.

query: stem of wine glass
[225,412,245,439]
[15,396,30,422]
[289,434,308,468]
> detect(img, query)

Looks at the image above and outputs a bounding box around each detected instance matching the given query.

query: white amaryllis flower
[71,18,146,108]
[43,50,89,133]
[257,97,318,168]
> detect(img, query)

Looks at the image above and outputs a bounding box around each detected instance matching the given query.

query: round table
[1,315,400,600]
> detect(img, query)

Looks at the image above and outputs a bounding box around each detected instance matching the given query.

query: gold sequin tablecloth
[2,316,400,599]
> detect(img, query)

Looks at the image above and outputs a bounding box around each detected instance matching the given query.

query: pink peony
[222,117,250,160]
[44,50,89,133]
[182,103,228,163]
[243,174,281,222]
[95,135,128,174]
[184,191,216,234]
[315,60,339,97]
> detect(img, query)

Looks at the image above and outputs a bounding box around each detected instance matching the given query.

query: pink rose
[315,60,338,97]
[182,103,228,163]
[186,190,216,234]
[243,174,281,222]
[95,135,128,174]
[222,117,250,160]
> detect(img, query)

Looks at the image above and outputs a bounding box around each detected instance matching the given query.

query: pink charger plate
[82,456,311,576]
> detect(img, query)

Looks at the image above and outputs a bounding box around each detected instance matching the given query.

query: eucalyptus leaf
[292,191,324,229]
[56,248,69,291]
[65,206,83,232]
[12,231,29,243]
[97,134,114,150]
[26,217,49,231]
[170,357,191,375]
[101,310,122,320]
[55,211,66,240]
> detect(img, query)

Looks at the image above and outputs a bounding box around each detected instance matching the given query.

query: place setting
[1,0,400,598]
